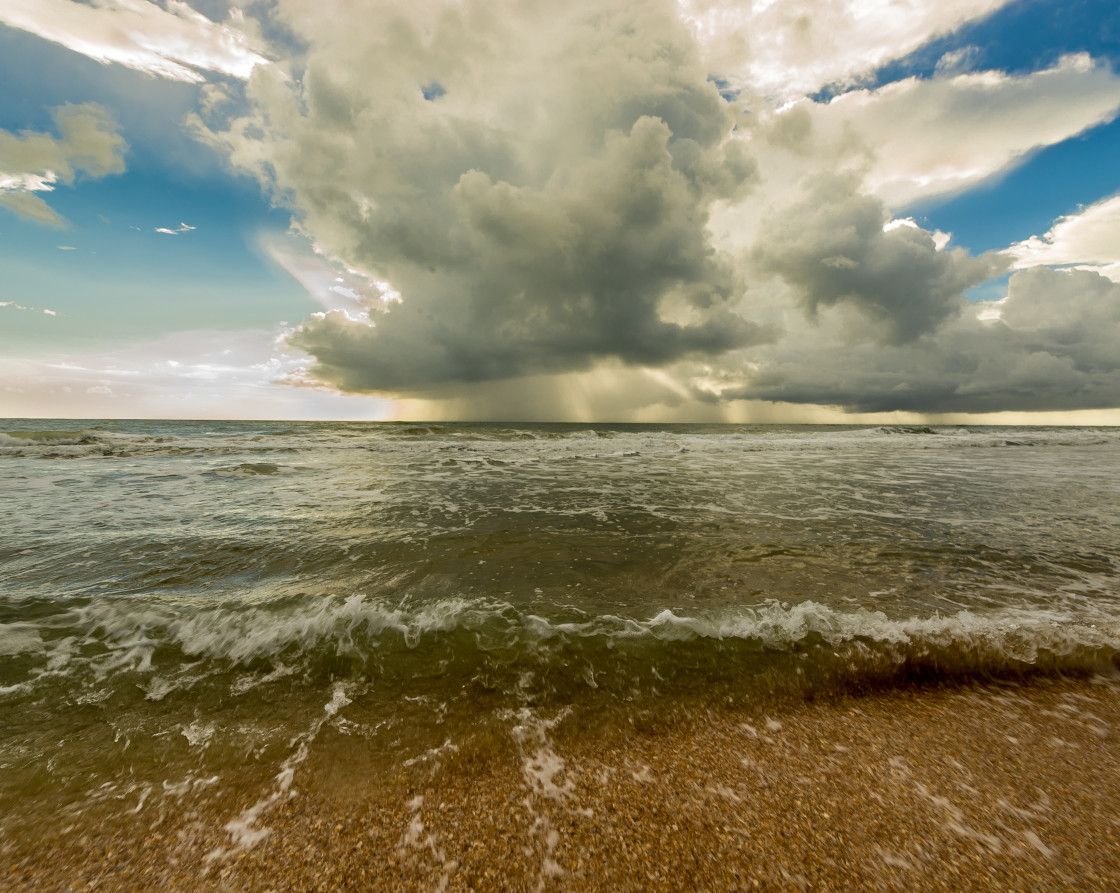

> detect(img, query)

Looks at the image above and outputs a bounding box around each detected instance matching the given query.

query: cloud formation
[0,0,266,83]
[796,53,1120,206]
[0,0,1081,419]
[155,221,196,234]
[1009,193,1120,281]
[701,266,1120,414]
[677,0,1012,100]
[0,103,127,226]
[169,0,1120,417]
[198,0,767,392]
[751,174,1005,343]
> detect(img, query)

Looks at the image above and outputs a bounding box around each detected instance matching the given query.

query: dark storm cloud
[713,267,1120,413]
[751,174,1006,344]
[197,0,767,392]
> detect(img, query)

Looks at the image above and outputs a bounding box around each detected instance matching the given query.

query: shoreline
[5,673,1120,891]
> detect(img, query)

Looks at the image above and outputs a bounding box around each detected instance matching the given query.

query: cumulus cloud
[197,0,767,393]
[0,0,266,83]
[751,174,1005,343]
[702,267,1120,414]
[0,103,127,226]
[162,0,1120,418]
[1009,193,1120,281]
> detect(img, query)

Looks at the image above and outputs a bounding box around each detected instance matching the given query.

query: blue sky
[1,0,1119,421]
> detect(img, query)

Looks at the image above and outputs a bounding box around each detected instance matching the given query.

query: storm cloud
[751,174,1005,344]
[181,0,1120,416]
[195,0,773,391]
[710,267,1120,414]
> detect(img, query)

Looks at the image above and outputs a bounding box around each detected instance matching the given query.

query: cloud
[168,0,1120,418]
[677,0,1012,100]
[0,102,127,225]
[0,0,267,83]
[704,266,1120,414]
[750,174,1006,343]
[261,232,400,320]
[1008,193,1120,281]
[155,221,196,234]
[0,190,67,227]
[0,300,61,316]
[198,0,767,393]
[790,54,1120,207]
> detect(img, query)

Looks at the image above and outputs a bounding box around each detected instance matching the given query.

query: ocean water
[2,420,1119,843]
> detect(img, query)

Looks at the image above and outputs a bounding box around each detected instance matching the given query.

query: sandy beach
[5,673,1119,892]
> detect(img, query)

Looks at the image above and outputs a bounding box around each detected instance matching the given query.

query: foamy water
[2,420,1119,839]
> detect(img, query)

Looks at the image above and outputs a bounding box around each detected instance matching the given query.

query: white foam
[507,707,574,802]
[181,721,216,749]
[0,623,43,656]
[211,682,354,858]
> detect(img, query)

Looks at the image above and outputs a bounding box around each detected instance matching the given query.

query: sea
[2,420,1119,849]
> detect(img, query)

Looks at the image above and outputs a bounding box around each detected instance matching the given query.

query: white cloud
[1008,193,1120,281]
[0,0,267,83]
[0,103,127,226]
[155,221,196,234]
[678,0,1012,100]
[172,0,1120,420]
[0,300,61,316]
[798,54,1120,207]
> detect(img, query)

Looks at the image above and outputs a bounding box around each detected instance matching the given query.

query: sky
[1,0,1119,423]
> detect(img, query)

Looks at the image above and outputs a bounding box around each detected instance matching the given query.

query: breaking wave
[3,595,1118,709]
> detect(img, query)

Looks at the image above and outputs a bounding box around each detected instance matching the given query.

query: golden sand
[5,675,1120,891]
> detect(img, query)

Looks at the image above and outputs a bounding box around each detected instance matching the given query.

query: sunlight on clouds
[177,0,1119,419]
[5,0,1119,422]
[0,0,267,83]
[677,0,1012,100]
[260,232,404,320]
[1009,194,1120,281]
[803,54,1120,207]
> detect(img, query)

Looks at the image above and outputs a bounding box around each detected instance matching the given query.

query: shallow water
[2,420,1119,841]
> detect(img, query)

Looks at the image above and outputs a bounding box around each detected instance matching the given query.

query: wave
[0,429,102,446]
[3,422,1118,461]
[4,596,1117,706]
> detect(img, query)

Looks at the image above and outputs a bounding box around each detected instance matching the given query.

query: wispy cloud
[0,0,268,83]
[155,222,196,235]
[677,0,1014,100]
[0,301,60,316]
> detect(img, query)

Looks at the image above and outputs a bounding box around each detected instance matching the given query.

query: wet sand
[5,674,1120,891]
